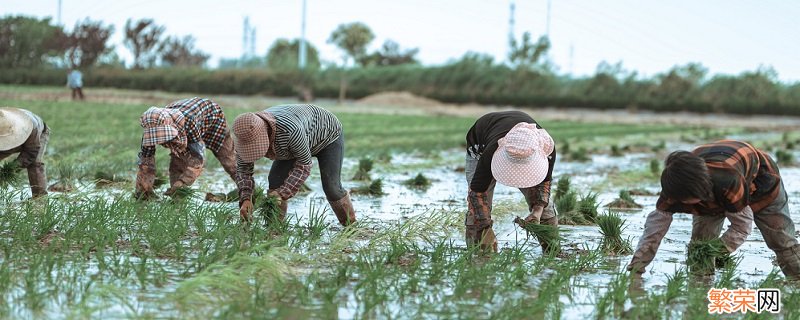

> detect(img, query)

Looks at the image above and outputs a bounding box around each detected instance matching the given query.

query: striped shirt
[656,140,781,214]
[236,104,342,202]
[140,97,228,157]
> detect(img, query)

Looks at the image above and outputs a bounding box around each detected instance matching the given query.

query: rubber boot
[329,192,356,226]
[776,244,800,280]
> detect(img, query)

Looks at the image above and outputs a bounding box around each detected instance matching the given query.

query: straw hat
[140,107,182,147]
[491,122,554,188]
[0,107,34,151]
[233,112,270,163]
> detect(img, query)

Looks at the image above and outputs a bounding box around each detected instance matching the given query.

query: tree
[358,40,419,67]
[508,32,550,71]
[266,38,320,71]
[327,22,374,67]
[159,35,209,67]
[327,22,374,103]
[124,19,165,69]
[64,19,114,68]
[0,16,65,68]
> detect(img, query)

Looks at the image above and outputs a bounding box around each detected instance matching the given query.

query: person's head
[140,107,183,148]
[490,122,554,188]
[0,108,34,151]
[660,150,713,204]
[233,112,272,163]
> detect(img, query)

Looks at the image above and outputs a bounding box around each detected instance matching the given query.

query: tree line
[2,15,799,116]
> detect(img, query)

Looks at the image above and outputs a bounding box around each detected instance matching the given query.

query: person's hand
[164,181,184,196]
[267,190,285,207]
[240,199,254,222]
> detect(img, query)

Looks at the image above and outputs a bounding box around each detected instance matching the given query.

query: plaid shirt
[656,140,781,215]
[140,97,228,157]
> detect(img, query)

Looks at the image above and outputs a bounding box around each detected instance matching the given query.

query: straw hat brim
[490,148,549,188]
[0,108,34,150]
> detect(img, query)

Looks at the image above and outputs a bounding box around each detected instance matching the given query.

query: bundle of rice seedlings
[604,190,643,210]
[554,175,571,201]
[256,194,283,224]
[169,186,196,199]
[350,178,385,196]
[154,174,168,187]
[686,238,734,274]
[0,161,20,187]
[775,149,795,165]
[610,145,623,157]
[516,219,561,255]
[596,211,632,255]
[577,192,600,222]
[352,157,373,181]
[569,147,590,162]
[649,159,661,176]
[48,162,77,192]
[403,173,431,189]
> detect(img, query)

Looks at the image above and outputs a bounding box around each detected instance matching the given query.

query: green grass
[0,161,20,187]
[686,238,735,275]
[402,172,432,189]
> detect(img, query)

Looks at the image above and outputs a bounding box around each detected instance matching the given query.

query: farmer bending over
[135,97,237,199]
[465,111,558,252]
[0,108,50,198]
[234,104,355,225]
[628,140,800,279]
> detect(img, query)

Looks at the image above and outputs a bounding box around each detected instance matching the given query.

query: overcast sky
[4,0,800,82]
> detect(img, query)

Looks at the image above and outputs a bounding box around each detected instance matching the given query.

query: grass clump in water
[558,192,599,225]
[649,159,661,176]
[169,186,196,200]
[352,157,373,181]
[686,238,734,275]
[351,178,385,196]
[775,149,794,165]
[48,162,77,192]
[596,211,632,255]
[604,190,643,210]
[403,173,431,189]
[554,175,571,201]
[256,194,283,225]
[0,161,20,187]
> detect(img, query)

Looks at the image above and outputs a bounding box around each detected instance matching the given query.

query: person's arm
[720,206,754,252]
[277,134,313,200]
[627,209,674,273]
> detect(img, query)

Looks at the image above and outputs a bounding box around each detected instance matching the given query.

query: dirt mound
[357,91,444,107]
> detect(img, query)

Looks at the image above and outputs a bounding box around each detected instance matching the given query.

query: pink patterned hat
[491,122,554,188]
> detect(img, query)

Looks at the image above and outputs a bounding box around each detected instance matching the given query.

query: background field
[1,85,799,319]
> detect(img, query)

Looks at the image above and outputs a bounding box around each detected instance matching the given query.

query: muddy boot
[329,192,356,226]
[27,162,48,197]
[465,226,498,252]
[776,244,800,280]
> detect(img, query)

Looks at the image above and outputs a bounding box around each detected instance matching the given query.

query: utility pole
[508,0,515,59]
[299,0,308,69]
[242,16,250,59]
[57,0,62,25]
[546,0,551,37]
[250,27,256,58]
[569,44,574,75]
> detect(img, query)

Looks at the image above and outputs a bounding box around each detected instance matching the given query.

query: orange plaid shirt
[656,140,781,215]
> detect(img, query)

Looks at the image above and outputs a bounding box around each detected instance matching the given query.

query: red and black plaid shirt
[141,97,228,157]
[657,140,781,214]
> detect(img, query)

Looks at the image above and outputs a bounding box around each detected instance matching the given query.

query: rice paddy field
[1,85,799,319]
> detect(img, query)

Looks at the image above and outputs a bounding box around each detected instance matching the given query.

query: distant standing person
[0,107,50,198]
[134,97,237,200]
[67,69,84,100]
[628,140,800,279]
[464,111,559,252]
[233,104,355,226]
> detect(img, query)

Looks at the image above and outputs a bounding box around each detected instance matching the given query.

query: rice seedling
[649,159,661,176]
[555,190,577,216]
[352,157,374,180]
[686,238,734,275]
[554,175,571,201]
[403,172,431,189]
[596,211,632,255]
[515,220,561,255]
[610,144,623,157]
[0,161,20,187]
[94,170,130,186]
[306,200,329,238]
[256,194,283,226]
[604,190,643,210]
[775,149,794,164]
[350,178,385,196]
[569,147,591,162]
[168,186,195,200]
[204,189,240,202]
[594,271,631,319]
[651,140,666,152]
[48,162,77,192]
[558,191,599,225]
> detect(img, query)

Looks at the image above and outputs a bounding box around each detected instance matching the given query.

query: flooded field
[2,86,799,319]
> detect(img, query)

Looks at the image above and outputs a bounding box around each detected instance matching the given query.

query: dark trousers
[71,88,84,100]
[268,134,346,201]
